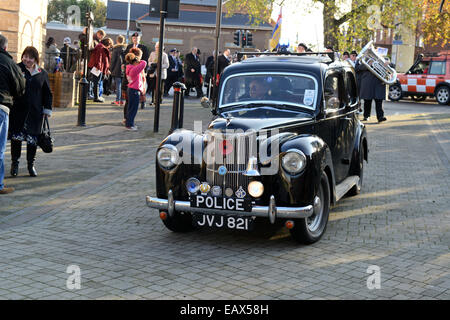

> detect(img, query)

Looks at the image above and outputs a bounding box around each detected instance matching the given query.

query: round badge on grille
[225,188,233,197]
[218,165,227,176]
[200,182,211,194]
[211,186,222,197]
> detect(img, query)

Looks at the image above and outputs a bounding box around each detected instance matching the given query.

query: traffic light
[233,30,241,47]
[241,32,247,47]
[246,31,253,47]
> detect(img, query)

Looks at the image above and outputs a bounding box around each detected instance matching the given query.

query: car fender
[279,134,337,205]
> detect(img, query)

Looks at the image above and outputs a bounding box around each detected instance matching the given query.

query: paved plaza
[0,96,449,300]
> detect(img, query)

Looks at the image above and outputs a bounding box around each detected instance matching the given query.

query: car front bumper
[146,190,314,224]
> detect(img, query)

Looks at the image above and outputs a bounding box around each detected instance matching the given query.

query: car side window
[409,61,430,74]
[324,73,343,110]
[429,61,446,75]
[345,72,358,105]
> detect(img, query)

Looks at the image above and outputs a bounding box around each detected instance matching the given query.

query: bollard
[170,82,187,133]
[77,77,88,126]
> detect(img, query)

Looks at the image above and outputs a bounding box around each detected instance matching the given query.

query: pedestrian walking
[0,35,26,194]
[204,51,215,97]
[110,35,126,106]
[88,37,112,102]
[125,49,147,130]
[355,58,387,123]
[9,46,53,178]
[184,47,202,98]
[148,42,169,107]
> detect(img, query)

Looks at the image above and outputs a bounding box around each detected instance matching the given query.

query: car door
[321,69,348,184]
[425,60,448,94]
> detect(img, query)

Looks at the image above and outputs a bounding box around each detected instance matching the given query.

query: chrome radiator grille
[205,132,256,192]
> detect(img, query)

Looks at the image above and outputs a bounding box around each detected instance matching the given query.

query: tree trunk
[322,1,340,50]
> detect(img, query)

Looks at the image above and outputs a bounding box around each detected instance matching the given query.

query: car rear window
[219,73,318,110]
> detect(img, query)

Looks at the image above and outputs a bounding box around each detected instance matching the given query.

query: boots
[10,140,22,177]
[27,144,37,177]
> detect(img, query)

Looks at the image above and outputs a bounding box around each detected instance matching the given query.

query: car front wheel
[290,171,330,244]
[435,86,450,105]
[389,84,403,101]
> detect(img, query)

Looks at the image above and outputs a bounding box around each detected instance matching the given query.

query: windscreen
[219,73,317,110]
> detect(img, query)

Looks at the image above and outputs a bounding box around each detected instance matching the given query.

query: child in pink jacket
[124,50,147,130]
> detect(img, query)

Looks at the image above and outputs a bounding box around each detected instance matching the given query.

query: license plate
[190,195,251,212]
[193,213,253,231]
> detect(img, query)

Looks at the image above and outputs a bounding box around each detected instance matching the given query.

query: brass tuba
[357,40,397,85]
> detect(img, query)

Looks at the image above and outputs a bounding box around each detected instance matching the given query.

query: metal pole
[153,0,167,133]
[126,0,131,44]
[212,0,223,106]
[77,10,92,127]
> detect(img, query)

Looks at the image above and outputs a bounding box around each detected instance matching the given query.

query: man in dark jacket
[184,47,202,98]
[217,49,231,75]
[0,35,26,194]
[165,48,180,96]
[125,32,149,66]
[355,59,387,122]
[60,37,77,72]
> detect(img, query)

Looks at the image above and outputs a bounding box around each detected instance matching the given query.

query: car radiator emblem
[235,186,246,199]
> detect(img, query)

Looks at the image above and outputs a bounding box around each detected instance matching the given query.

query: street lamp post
[153,0,168,133]
[77,10,94,127]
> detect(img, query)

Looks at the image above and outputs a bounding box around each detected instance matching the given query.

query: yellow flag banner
[270,8,282,51]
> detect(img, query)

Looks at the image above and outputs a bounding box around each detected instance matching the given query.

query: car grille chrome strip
[146,195,314,220]
[206,133,251,192]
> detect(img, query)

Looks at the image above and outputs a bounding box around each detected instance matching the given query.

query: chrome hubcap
[307,193,323,233]
[390,86,401,99]
[437,89,449,102]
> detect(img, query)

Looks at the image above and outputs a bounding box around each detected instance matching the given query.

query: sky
[104,0,327,50]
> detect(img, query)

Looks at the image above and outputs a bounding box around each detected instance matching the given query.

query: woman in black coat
[355,60,387,122]
[9,46,52,177]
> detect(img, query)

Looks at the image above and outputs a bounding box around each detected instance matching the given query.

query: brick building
[0,0,48,62]
[106,0,273,64]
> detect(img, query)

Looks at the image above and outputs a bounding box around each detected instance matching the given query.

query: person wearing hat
[184,47,203,98]
[125,32,149,68]
[297,43,307,53]
[60,37,76,72]
[165,48,180,97]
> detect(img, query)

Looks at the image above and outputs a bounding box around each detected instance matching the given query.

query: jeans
[92,73,103,100]
[126,88,140,127]
[0,109,8,190]
[114,77,122,101]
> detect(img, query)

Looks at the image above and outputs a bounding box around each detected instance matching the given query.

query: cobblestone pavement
[0,97,449,300]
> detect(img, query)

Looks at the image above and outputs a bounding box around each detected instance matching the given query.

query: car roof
[222,55,343,78]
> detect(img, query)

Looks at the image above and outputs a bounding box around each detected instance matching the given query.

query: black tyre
[411,95,426,102]
[162,211,195,232]
[388,84,402,101]
[349,145,364,196]
[290,171,330,244]
[435,86,450,105]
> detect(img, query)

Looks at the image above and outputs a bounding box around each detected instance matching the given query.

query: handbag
[37,116,54,153]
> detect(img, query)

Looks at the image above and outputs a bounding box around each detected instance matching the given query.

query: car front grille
[205,132,256,193]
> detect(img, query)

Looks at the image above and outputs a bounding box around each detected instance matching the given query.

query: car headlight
[248,181,264,198]
[157,145,179,169]
[281,149,307,174]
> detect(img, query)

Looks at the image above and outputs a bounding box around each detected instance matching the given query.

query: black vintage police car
[146,53,368,244]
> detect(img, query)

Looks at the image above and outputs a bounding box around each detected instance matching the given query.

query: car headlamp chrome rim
[248,181,264,198]
[157,144,179,169]
[186,178,201,194]
[281,149,307,174]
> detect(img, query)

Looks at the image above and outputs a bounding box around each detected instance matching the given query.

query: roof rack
[236,51,336,63]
